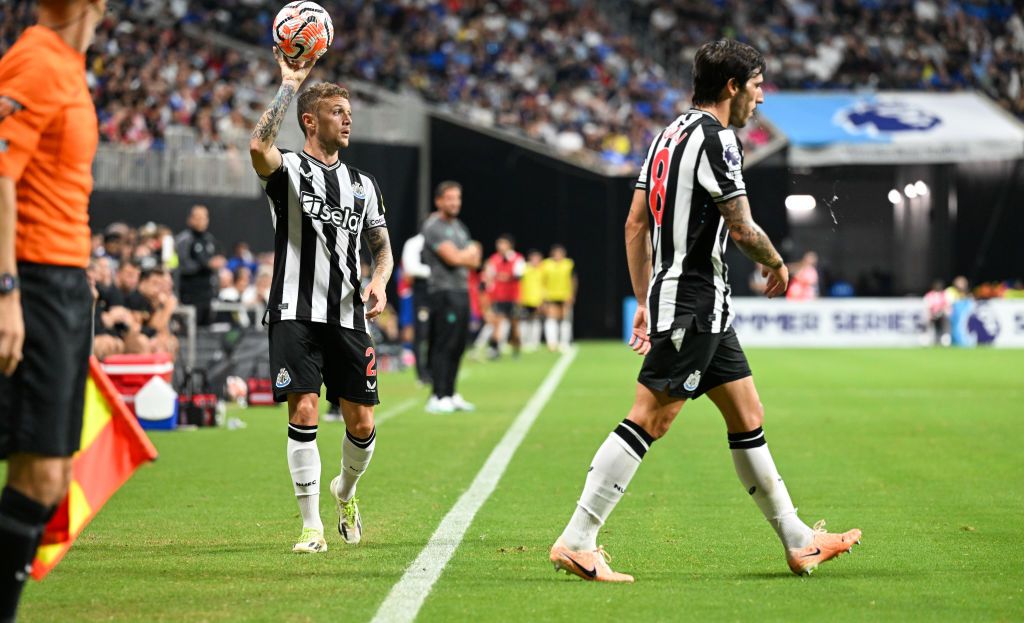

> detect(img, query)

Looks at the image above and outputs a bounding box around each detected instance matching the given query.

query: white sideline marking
[370,348,578,623]
[375,398,417,426]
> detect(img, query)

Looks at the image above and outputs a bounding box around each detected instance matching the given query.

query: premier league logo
[836,100,941,136]
[966,304,1000,345]
[723,143,742,170]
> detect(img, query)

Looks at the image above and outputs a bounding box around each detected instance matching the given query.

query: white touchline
[375,398,417,426]
[370,348,578,623]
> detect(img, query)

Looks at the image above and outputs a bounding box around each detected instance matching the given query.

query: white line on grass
[370,347,578,623]
[375,398,417,426]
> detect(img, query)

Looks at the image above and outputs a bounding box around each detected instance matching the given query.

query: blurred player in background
[400,230,432,385]
[0,0,107,619]
[786,251,819,301]
[550,39,860,582]
[518,249,545,352]
[249,47,392,553]
[422,181,481,413]
[482,234,525,359]
[541,244,575,352]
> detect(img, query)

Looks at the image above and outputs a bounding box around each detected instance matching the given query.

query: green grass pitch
[7,343,1023,622]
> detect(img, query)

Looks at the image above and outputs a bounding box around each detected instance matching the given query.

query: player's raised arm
[716,195,788,298]
[249,47,316,177]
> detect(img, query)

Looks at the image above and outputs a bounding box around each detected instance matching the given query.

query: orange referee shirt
[0,26,97,269]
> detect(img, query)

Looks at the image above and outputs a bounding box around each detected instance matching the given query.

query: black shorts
[637,325,752,400]
[0,263,93,459]
[268,320,380,405]
[491,301,518,317]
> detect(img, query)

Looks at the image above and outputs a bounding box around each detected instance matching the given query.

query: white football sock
[337,427,376,502]
[287,424,323,531]
[496,318,510,347]
[729,427,813,549]
[561,419,653,551]
[529,319,542,348]
[544,318,558,349]
[474,323,494,350]
[559,319,572,346]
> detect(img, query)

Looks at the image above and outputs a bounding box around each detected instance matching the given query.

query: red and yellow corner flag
[31,356,159,580]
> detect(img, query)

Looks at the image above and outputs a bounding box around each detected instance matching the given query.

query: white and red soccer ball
[273,1,334,63]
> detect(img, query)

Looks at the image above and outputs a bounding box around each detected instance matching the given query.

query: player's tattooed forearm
[253,83,296,143]
[366,227,394,284]
[718,196,783,269]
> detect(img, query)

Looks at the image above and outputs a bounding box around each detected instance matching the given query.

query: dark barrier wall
[954,160,1024,285]
[430,117,634,338]
[430,116,789,337]
[90,143,420,261]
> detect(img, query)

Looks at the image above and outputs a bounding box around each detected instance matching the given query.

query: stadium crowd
[627,0,1024,118]
[1,2,271,152]
[4,1,1023,166]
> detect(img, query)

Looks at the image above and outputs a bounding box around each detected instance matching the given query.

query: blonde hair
[296,82,350,137]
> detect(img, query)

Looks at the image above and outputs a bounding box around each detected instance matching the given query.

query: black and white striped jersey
[636,109,746,335]
[260,149,387,332]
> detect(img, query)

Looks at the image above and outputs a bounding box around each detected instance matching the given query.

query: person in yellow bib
[518,249,545,352]
[541,244,576,352]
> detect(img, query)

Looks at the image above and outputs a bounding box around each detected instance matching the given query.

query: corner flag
[31,356,159,580]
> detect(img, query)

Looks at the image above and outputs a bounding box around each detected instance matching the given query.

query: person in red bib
[482,234,525,359]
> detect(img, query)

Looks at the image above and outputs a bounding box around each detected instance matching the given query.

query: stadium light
[904,184,918,199]
[888,189,902,204]
[785,195,816,212]
[914,180,929,196]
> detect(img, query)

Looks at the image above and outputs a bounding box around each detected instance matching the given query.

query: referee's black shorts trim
[637,325,752,400]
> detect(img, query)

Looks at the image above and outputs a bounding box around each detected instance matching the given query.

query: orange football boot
[549,538,635,583]
[786,520,862,575]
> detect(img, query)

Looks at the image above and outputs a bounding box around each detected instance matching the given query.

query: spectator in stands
[175,204,223,326]
[136,268,180,358]
[106,260,141,308]
[243,264,273,311]
[227,241,258,275]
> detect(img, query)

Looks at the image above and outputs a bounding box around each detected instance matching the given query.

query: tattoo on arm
[252,82,297,145]
[717,196,783,269]
[365,227,394,284]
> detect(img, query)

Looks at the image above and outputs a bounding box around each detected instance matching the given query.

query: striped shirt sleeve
[697,128,746,203]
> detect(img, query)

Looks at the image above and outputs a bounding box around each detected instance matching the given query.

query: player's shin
[728,427,812,549]
[561,420,654,551]
[336,427,376,502]
[287,424,323,531]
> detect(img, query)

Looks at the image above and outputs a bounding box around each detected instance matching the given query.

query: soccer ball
[273,1,334,63]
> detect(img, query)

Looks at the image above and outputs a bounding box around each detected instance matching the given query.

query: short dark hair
[297,82,350,137]
[692,40,765,107]
[497,233,515,246]
[434,180,462,199]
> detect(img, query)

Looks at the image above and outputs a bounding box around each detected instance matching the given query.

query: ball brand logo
[301,191,360,233]
[836,100,941,135]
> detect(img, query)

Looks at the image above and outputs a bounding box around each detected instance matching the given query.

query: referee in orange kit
[0,1,107,620]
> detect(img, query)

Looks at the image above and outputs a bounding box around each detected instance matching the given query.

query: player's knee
[743,402,765,429]
[16,461,72,507]
[347,418,374,439]
[289,396,319,426]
